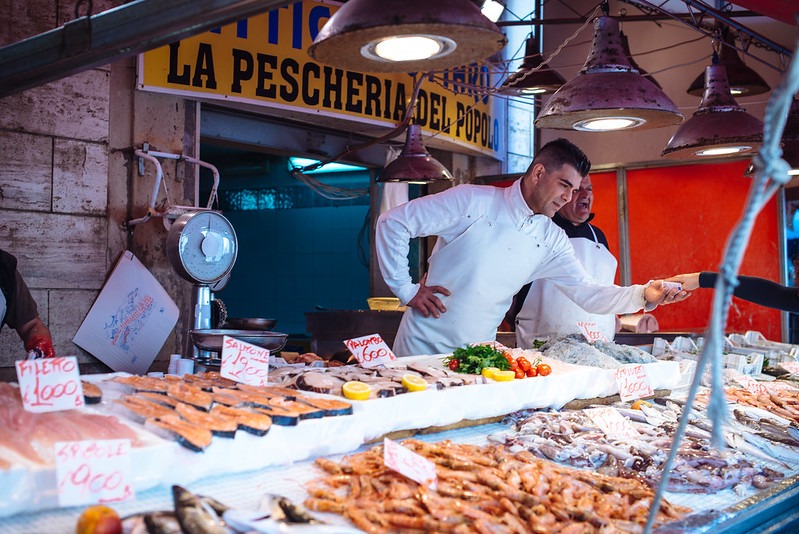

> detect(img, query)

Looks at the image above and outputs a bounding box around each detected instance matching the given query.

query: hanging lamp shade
[662,64,763,159]
[307,0,507,74]
[687,31,770,97]
[499,35,566,96]
[377,125,454,183]
[620,30,661,89]
[535,16,682,132]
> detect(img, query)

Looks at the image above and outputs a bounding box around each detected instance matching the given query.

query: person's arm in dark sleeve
[699,271,799,312]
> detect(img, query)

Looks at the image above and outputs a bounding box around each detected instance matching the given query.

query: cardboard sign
[220,336,270,386]
[55,439,134,507]
[15,356,84,412]
[615,364,654,402]
[344,333,396,368]
[584,406,640,440]
[577,321,608,343]
[383,438,437,490]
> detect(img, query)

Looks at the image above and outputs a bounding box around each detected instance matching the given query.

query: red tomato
[526,367,538,377]
[448,359,460,371]
[510,362,519,372]
[536,363,552,376]
[503,351,515,364]
[514,368,526,379]
[516,357,531,372]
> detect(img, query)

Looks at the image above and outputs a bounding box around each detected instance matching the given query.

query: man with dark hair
[376,138,687,356]
[0,248,56,358]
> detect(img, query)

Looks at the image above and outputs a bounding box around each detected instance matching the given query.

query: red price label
[614,364,654,402]
[343,334,396,368]
[220,336,270,386]
[15,356,84,412]
[383,438,437,489]
[732,374,768,396]
[577,321,608,343]
[55,439,134,507]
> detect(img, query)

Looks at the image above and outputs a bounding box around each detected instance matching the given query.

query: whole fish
[172,485,228,534]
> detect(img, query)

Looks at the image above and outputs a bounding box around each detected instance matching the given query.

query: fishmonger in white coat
[375,139,688,357]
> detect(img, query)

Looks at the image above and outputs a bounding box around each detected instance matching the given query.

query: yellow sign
[138,1,503,157]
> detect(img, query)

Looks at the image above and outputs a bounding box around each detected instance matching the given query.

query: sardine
[172,485,227,534]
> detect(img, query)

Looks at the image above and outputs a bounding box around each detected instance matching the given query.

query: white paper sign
[730,372,768,395]
[344,333,396,368]
[577,321,608,343]
[15,356,84,412]
[779,361,799,374]
[383,438,437,489]
[220,336,270,386]
[615,364,654,402]
[55,439,134,507]
[584,406,640,440]
[73,251,179,375]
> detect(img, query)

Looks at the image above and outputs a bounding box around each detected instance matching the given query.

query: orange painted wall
[625,161,782,338]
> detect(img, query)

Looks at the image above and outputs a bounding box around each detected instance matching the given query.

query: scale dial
[166,211,238,285]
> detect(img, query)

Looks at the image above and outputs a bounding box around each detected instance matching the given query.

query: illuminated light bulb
[369,35,445,62]
[695,146,752,157]
[573,117,646,132]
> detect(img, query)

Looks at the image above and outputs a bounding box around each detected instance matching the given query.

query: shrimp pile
[713,387,799,425]
[304,439,690,533]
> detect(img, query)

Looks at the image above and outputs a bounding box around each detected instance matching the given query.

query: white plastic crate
[724,351,764,376]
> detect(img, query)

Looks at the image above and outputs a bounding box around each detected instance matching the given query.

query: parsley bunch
[443,344,512,375]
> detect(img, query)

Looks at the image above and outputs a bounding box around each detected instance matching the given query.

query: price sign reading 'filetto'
[15,356,84,412]
[55,439,134,507]
[344,333,397,368]
[220,336,270,387]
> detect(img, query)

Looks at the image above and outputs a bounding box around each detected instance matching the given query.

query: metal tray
[189,329,288,353]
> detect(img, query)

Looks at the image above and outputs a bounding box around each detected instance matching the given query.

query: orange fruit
[76,505,122,534]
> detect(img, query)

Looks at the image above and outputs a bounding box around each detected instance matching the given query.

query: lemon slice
[401,374,428,392]
[342,381,372,400]
[492,370,516,382]
[481,367,499,379]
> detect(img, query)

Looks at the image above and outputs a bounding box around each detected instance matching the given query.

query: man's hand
[665,273,701,291]
[25,334,55,359]
[644,280,691,305]
[407,273,451,318]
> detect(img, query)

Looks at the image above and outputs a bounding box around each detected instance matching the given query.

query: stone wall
[0,1,195,380]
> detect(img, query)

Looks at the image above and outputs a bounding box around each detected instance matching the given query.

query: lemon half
[342,381,372,400]
[481,367,500,379]
[492,370,516,382]
[401,374,428,392]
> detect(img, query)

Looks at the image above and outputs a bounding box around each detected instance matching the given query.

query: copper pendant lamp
[499,34,566,96]
[686,29,770,97]
[535,16,682,132]
[662,64,763,159]
[307,0,508,74]
[377,124,454,183]
[620,30,661,89]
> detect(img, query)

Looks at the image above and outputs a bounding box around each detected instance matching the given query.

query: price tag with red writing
[779,361,799,374]
[728,370,767,395]
[383,438,437,490]
[584,406,640,440]
[55,439,134,507]
[344,333,396,368]
[577,321,608,343]
[15,356,84,412]
[220,336,270,386]
[614,364,654,402]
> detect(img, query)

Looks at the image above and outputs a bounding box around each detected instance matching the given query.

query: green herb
[531,339,547,350]
[442,344,511,375]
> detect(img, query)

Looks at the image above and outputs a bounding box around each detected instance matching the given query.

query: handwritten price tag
[584,406,640,440]
[730,372,768,395]
[614,364,654,402]
[383,438,437,490]
[779,361,799,374]
[55,439,134,507]
[765,381,799,393]
[15,356,84,412]
[220,336,270,386]
[577,321,608,343]
[344,333,396,368]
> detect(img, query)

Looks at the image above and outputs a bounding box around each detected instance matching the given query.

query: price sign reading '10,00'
[344,333,396,368]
